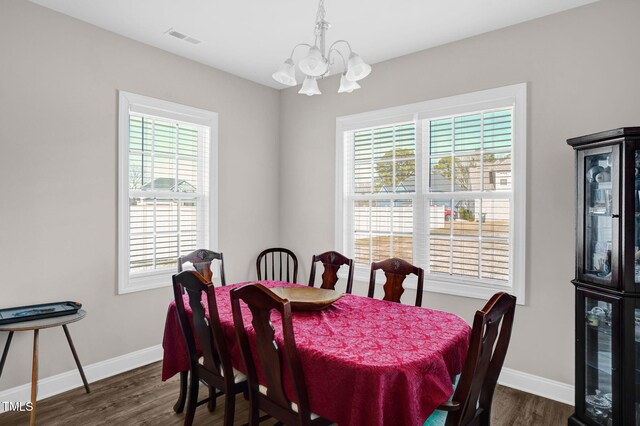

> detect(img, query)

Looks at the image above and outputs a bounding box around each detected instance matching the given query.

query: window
[350,123,416,265]
[336,84,526,303]
[118,92,217,294]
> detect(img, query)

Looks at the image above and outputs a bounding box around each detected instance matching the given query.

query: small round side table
[0,310,89,426]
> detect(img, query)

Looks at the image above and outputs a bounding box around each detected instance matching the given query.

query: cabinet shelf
[587,323,612,335]
[591,182,612,190]
[586,358,611,375]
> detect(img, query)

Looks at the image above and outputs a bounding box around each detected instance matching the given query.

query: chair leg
[173,371,188,413]
[223,392,235,426]
[481,408,491,426]
[207,384,217,412]
[248,395,259,426]
[184,370,199,426]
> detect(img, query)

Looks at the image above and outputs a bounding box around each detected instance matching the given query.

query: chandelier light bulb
[298,77,322,96]
[338,74,361,93]
[298,46,329,77]
[271,58,297,86]
[345,52,372,82]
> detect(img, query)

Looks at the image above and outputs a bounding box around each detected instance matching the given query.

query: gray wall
[279,0,640,385]
[0,1,280,389]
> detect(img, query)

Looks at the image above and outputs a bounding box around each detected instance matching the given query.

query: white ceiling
[31,0,597,89]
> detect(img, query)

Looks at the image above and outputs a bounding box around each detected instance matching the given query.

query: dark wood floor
[0,361,573,425]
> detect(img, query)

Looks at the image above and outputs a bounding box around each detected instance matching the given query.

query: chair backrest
[172,271,235,384]
[178,249,226,286]
[230,283,312,425]
[308,251,354,294]
[447,292,516,426]
[367,257,424,307]
[256,248,298,283]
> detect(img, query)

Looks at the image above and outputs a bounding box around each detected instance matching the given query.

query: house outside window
[118,91,218,294]
[336,84,526,303]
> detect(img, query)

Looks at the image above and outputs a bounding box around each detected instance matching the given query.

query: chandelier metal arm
[288,43,313,60]
[328,48,347,71]
[327,39,353,55]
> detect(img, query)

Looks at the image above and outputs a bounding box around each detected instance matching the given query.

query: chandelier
[272,0,372,96]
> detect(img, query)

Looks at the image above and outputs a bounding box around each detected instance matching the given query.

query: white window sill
[351,267,524,305]
[118,271,174,294]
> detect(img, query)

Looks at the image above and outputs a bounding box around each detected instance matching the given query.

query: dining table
[162,281,471,426]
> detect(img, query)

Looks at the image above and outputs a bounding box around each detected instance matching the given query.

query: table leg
[62,325,90,393]
[173,370,188,413]
[30,329,38,426]
[0,331,14,379]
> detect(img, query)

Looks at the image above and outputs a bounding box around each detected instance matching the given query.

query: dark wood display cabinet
[568,127,640,426]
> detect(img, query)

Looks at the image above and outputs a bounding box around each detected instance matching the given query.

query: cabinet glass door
[635,307,640,425]
[585,296,614,425]
[635,150,640,286]
[583,150,614,285]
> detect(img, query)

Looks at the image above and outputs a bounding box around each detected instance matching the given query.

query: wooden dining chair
[367,257,424,307]
[308,250,354,294]
[173,249,226,415]
[230,283,333,426]
[423,292,517,426]
[178,249,226,286]
[172,271,247,426]
[256,247,298,283]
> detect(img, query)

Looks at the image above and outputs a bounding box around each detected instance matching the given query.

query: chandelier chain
[316,0,326,25]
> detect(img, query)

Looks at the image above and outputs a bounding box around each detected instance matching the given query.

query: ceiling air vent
[165,28,201,45]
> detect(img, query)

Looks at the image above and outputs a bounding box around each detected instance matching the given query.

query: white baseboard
[0,345,574,412]
[499,367,574,406]
[0,344,162,412]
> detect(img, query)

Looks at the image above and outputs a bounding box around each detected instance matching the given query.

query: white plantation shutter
[128,114,209,274]
[345,123,416,266]
[119,92,217,294]
[337,84,526,302]
[426,109,512,284]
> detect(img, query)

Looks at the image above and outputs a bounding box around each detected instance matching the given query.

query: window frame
[118,91,218,294]
[336,83,526,304]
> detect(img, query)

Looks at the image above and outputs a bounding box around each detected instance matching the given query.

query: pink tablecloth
[162,281,470,426]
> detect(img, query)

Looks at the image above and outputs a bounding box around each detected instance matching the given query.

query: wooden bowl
[270,286,344,311]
